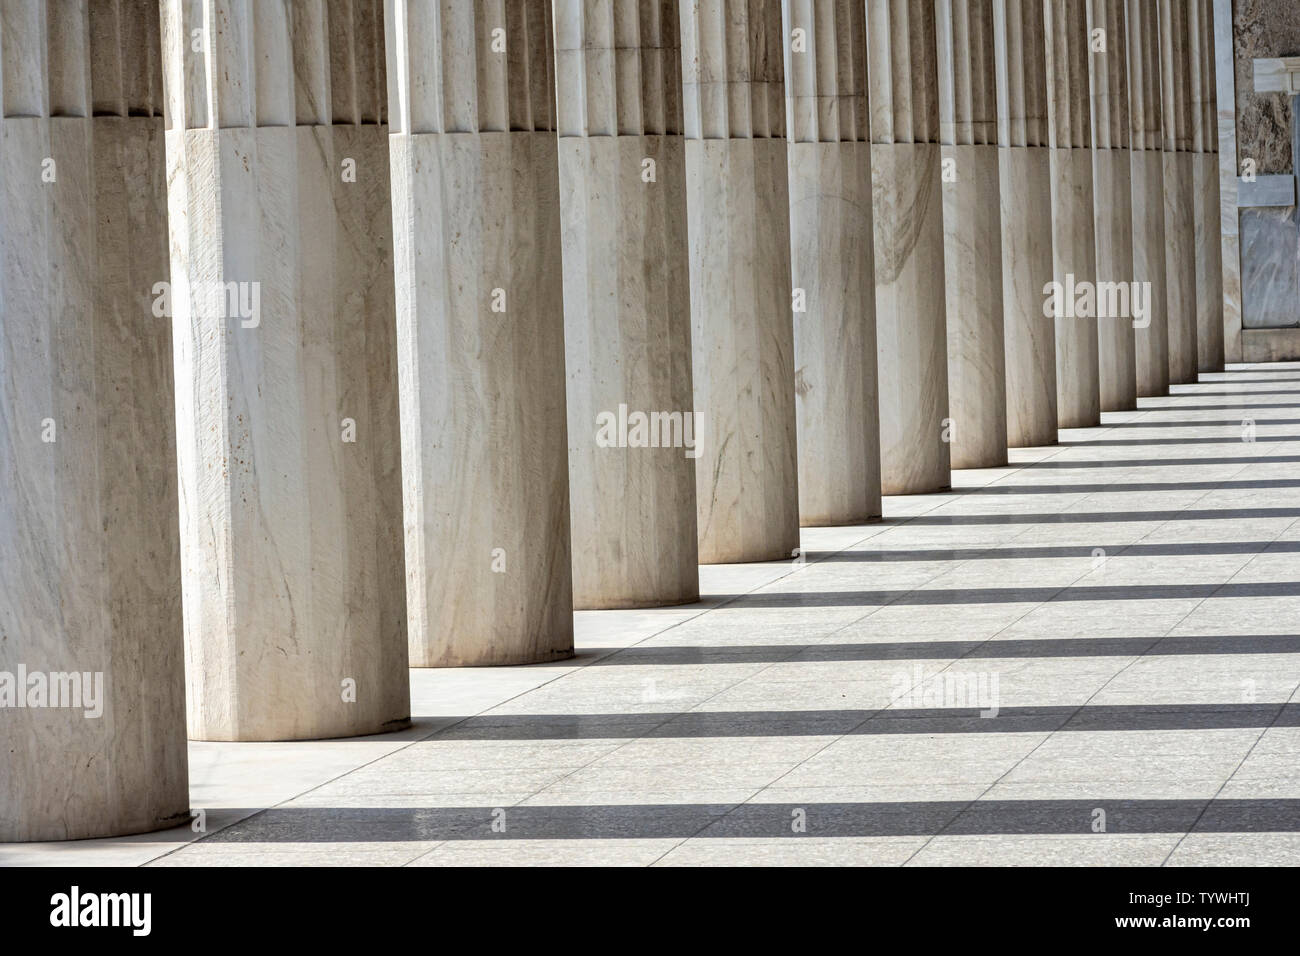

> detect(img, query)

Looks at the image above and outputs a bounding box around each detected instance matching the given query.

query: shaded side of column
[784,0,880,523]
[555,2,698,607]
[1045,0,1100,428]
[866,0,950,493]
[1088,0,1137,412]
[385,3,573,661]
[1190,0,1225,373]
[1159,0,1198,384]
[937,0,1006,469]
[1126,0,1169,396]
[1210,0,1241,364]
[0,0,188,840]
[995,0,1056,447]
[164,0,409,735]
[681,0,799,560]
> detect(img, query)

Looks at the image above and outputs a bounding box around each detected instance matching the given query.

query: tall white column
[554,2,698,608]
[1044,0,1100,428]
[995,0,1057,447]
[865,0,950,493]
[1127,0,1169,397]
[385,3,573,661]
[937,0,1007,469]
[1088,0,1137,412]
[680,0,799,561]
[162,0,409,737]
[1159,0,1198,384]
[783,0,880,524]
[1,0,188,840]
[1190,0,1225,373]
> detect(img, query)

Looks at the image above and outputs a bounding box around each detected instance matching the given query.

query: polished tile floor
[6,363,1300,866]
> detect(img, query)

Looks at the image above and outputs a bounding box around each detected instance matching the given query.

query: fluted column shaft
[937,0,1007,469]
[995,0,1057,447]
[385,2,573,662]
[162,0,409,737]
[554,1,698,607]
[1,0,188,839]
[1159,0,1198,384]
[1127,0,1169,396]
[681,0,799,560]
[866,0,950,493]
[1190,0,1224,373]
[1045,0,1100,428]
[1088,0,1137,412]
[783,0,880,523]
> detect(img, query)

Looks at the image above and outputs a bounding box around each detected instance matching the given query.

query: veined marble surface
[686,137,800,563]
[942,143,1008,469]
[1049,146,1101,428]
[391,130,574,666]
[789,140,882,526]
[559,134,699,608]
[1,113,189,840]
[872,142,952,495]
[1131,148,1171,397]
[1093,147,1138,412]
[1164,151,1201,383]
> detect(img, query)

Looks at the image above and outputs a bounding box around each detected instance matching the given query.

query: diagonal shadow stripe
[198,799,1300,842]
[803,541,1299,561]
[583,634,1300,665]
[896,507,1300,524]
[950,478,1300,494]
[425,703,1300,740]
[1018,454,1300,468]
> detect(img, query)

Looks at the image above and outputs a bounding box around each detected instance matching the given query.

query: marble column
[1126,0,1169,397]
[162,0,409,736]
[1210,0,1241,364]
[1044,0,1100,428]
[1,0,188,840]
[1159,0,1198,384]
[994,0,1057,447]
[1088,0,1137,412]
[936,0,1007,469]
[554,2,698,607]
[680,0,799,560]
[1190,0,1225,373]
[865,0,950,493]
[782,0,881,524]
[385,3,573,661]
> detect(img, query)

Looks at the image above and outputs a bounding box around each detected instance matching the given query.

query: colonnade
[0,0,1226,841]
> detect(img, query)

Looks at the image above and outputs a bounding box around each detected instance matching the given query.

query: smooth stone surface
[1164,150,1200,384]
[1093,147,1138,412]
[1131,148,1171,397]
[0,112,189,841]
[942,143,1007,469]
[872,142,952,494]
[789,140,882,526]
[1049,146,1100,428]
[560,134,698,608]
[1194,151,1227,370]
[391,131,574,664]
[686,137,800,562]
[1000,146,1058,448]
[169,124,410,739]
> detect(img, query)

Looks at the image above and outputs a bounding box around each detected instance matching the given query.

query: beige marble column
[866,0,950,493]
[1088,0,1137,412]
[995,0,1057,447]
[1159,0,1198,384]
[937,0,1007,469]
[554,2,698,607]
[162,0,409,737]
[1190,0,1224,373]
[1,0,188,840]
[1044,0,1100,428]
[681,0,799,560]
[1210,0,1241,364]
[385,3,573,660]
[783,0,880,524]
[1127,0,1169,397]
